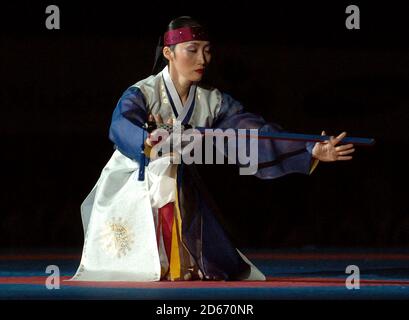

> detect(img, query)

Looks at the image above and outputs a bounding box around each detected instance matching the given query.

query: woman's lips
[194,69,204,74]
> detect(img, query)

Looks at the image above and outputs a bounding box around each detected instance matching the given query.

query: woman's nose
[198,52,207,66]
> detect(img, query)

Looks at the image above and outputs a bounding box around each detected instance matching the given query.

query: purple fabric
[109,86,149,179]
[213,93,314,179]
[106,87,315,280]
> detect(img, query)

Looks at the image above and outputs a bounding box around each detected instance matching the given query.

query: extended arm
[212,93,320,179]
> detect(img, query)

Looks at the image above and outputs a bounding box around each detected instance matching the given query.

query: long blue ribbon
[193,127,375,146]
[148,123,375,146]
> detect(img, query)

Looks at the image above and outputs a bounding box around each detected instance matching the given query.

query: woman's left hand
[312,131,355,162]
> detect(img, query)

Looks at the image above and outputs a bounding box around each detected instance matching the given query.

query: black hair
[151,16,206,75]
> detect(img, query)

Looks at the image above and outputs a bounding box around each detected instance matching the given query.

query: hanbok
[70,66,317,281]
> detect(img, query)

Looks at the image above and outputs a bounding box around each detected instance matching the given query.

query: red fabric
[159,202,174,260]
[164,26,208,46]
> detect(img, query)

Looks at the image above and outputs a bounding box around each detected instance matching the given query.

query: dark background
[1,1,408,250]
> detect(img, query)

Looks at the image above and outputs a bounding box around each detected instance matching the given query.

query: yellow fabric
[169,211,181,280]
[168,170,184,281]
[168,169,196,281]
[143,141,152,158]
[309,158,319,175]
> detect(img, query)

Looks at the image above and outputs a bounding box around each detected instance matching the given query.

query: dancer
[71,16,355,282]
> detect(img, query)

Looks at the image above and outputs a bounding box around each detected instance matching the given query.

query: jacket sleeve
[109,86,150,179]
[212,93,318,179]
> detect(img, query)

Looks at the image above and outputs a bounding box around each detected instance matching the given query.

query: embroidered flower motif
[99,217,134,258]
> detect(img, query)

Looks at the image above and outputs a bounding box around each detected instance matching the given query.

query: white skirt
[69,150,265,282]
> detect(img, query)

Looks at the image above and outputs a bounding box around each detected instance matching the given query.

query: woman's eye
[187,49,197,53]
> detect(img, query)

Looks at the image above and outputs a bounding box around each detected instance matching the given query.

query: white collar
[162,65,196,122]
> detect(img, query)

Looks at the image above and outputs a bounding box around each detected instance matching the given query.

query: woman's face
[165,40,211,82]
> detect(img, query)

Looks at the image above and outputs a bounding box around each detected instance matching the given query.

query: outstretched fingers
[332,131,347,145]
[338,148,355,156]
[336,144,355,154]
[335,144,354,151]
[320,130,331,144]
[335,142,355,156]
[337,155,353,161]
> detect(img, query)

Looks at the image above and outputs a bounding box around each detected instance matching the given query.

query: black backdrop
[1,1,408,250]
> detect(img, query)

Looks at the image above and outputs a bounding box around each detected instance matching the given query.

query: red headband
[164,26,208,46]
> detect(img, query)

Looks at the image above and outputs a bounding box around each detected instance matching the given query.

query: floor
[1,248,409,299]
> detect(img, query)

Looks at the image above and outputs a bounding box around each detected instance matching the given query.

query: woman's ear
[163,46,173,62]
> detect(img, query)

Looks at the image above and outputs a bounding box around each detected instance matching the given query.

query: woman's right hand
[145,114,174,147]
